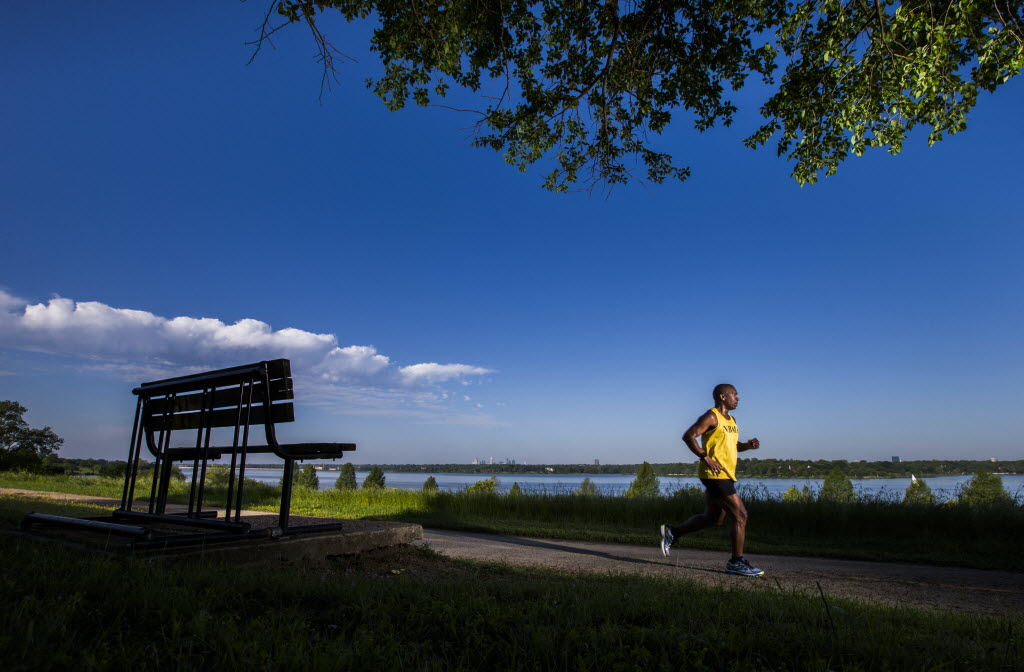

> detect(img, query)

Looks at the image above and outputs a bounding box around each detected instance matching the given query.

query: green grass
[4,471,1022,569]
[0,495,112,528]
[1,497,1020,671]
[0,470,283,508]
[0,471,131,498]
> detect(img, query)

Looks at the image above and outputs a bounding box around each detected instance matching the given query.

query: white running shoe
[726,557,765,577]
[659,524,674,557]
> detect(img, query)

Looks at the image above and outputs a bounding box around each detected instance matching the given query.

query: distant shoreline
[57,456,1023,481]
[188,466,1021,480]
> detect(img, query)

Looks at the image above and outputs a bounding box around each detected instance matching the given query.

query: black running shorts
[700,478,737,499]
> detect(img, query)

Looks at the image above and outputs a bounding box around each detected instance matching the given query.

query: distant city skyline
[472,457,519,466]
[2,3,1022,465]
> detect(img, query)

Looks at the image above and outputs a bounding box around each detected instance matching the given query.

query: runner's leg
[671,489,726,538]
[717,493,749,560]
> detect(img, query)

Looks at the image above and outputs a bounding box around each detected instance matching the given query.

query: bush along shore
[2,466,1021,570]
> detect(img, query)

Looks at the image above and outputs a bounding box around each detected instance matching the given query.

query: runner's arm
[738,438,760,452]
[682,411,723,475]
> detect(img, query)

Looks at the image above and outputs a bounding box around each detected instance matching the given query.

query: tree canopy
[0,400,63,472]
[257,1,1023,191]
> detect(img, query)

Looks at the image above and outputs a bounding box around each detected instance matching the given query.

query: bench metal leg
[279,458,294,530]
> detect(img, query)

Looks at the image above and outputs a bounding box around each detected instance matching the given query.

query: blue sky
[2,3,1022,465]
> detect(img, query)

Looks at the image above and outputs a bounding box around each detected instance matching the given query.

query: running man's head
[713,383,738,410]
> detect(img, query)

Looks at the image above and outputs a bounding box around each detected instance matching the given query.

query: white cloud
[400,363,494,385]
[0,289,25,312]
[0,290,495,420]
[315,345,392,381]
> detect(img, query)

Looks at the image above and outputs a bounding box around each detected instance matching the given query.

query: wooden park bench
[118,358,355,533]
[24,359,355,544]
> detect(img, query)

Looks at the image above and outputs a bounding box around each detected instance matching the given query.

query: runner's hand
[702,456,723,475]
[748,438,759,450]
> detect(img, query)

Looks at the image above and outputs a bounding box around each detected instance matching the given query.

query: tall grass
[284,485,1024,569]
[4,471,1021,569]
[1,498,1020,671]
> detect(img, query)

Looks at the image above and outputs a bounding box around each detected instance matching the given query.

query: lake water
[200,468,1024,502]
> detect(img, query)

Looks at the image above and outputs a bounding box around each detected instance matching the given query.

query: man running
[660,383,764,577]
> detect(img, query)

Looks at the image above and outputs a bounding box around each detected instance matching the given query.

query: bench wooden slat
[134,359,291,396]
[145,402,294,431]
[144,378,293,416]
[165,442,355,461]
[274,442,357,454]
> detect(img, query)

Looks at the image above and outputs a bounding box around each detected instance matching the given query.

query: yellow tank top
[697,408,738,481]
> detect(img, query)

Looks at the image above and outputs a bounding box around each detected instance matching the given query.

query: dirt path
[5,489,1020,617]
[417,529,1023,617]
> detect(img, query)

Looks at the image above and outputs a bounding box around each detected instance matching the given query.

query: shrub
[781,484,814,503]
[466,476,498,494]
[335,463,357,490]
[204,464,232,487]
[958,470,1013,507]
[422,476,439,492]
[903,477,936,505]
[295,464,320,490]
[577,477,598,496]
[624,462,660,498]
[508,482,523,497]
[819,469,855,504]
[194,465,266,495]
[37,456,68,475]
[363,466,386,490]
[96,461,128,479]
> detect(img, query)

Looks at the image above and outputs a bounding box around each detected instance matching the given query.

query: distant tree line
[322,463,668,476]
[734,458,1024,479]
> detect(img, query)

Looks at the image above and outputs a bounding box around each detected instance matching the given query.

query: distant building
[891,456,901,463]
[594,459,600,466]
[472,458,479,465]
[990,457,998,462]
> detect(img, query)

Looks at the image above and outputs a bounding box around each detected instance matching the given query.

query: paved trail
[5,489,1020,617]
[416,529,1024,618]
